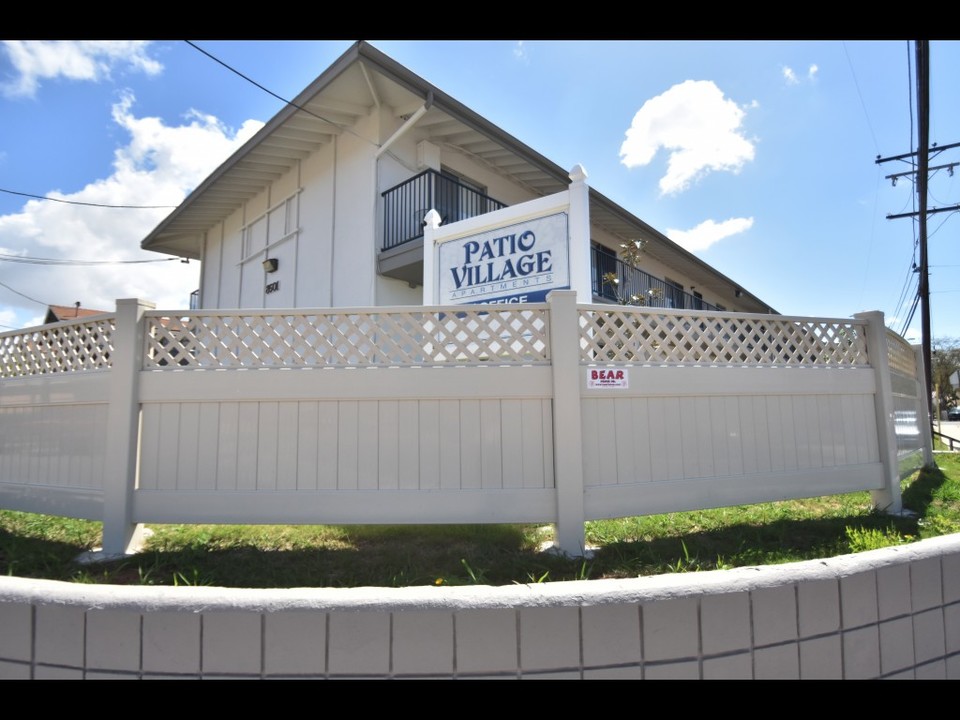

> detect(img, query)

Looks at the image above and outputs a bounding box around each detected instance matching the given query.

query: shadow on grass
[66,509,923,590]
[902,462,949,515]
[593,511,920,577]
[0,530,95,581]
[2,462,952,589]
[85,542,582,589]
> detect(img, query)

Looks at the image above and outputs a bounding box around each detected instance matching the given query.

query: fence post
[548,290,586,555]
[421,209,441,304]
[101,298,154,556]
[855,311,903,514]
[914,344,935,466]
[567,164,593,304]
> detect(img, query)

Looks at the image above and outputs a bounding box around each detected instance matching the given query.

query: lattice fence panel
[886,330,917,379]
[0,317,115,378]
[143,308,550,369]
[579,309,870,367]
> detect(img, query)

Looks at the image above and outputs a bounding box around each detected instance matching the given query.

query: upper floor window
[437,168,488,224]
[664,277,685,309]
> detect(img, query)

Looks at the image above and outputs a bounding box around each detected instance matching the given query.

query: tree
[601,240,661,306]
[932,337,960,413]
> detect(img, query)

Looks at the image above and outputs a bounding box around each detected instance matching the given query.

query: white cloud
[513,41,528,63]
[666,217,754,253]
[0,96,263,322]
[0,307,18,330]
[619,80,755,195]
[784,63,818,86]
[1,41,162,98]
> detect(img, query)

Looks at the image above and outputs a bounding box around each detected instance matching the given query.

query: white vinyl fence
[0,293,933,555]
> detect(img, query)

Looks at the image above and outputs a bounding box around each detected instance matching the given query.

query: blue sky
[0,40,958,343]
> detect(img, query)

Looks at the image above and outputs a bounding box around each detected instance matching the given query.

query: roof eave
[141,42,366,255]
[587,188,777,315]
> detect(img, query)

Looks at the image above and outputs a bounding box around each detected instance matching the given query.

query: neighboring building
[141,41,775,315]
[44,303,109,325]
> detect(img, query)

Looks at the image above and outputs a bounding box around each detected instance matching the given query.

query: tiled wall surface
[1,534,958,679]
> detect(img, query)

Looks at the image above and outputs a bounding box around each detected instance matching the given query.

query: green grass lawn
[2,454,958,589]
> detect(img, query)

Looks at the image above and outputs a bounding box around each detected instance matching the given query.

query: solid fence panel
[579,307,898,522]
[0,300,933,555]
[0,318,114,519]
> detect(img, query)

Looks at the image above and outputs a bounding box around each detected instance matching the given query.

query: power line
[928,210,959,240]
[0,252,178,266]
[907,41,915,164]
[842,42,880,154]
[901,291,920,336]
[184,41,379,148]
[0,279,47,306]
[0,187,177,209]
[891,259,917,323]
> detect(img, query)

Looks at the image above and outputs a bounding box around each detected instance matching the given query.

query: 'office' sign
[438,213,569,305]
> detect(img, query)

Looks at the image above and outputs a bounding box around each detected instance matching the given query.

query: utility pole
[876,40,960,429]
[916,39,931,421]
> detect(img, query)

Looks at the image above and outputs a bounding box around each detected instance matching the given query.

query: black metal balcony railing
[379,172,718,310]
[591,246,720,311]
[381,169,507,252]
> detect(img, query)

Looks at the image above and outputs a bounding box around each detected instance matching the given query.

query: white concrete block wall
[0,533,957,680]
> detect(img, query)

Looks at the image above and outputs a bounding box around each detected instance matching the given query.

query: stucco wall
[2,533,957,679]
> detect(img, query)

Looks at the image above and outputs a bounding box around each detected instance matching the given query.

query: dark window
[592,243,618,301]
[664,278,684,309]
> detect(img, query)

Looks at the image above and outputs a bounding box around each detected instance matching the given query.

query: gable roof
[44,304,110,325]
[141,41,775,314]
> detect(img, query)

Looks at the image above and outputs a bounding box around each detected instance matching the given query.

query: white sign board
[586,368,629,389]
[437,213,569,305]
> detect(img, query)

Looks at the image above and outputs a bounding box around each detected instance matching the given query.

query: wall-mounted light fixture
[262,257,279,273]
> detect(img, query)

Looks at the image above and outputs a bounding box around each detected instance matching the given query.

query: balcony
[377,172,720,311]
[378,170,507,286]
[591,246,720,311]
[381,169,507,252]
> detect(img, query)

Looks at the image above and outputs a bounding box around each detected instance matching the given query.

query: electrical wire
[907,42,919,253]
[907,41,915,170]
[893,282,920,332]
[893,42,922,272]
[0,252,177,266]
[901,290,920,336]
[927,210,959,241]
[890,221,920,325]
[928,166,958,207]
[891,260,916,322]
[842,41,880,155]
[0,187,177,209]
[184,41,379,148]
[0,279,47,306]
